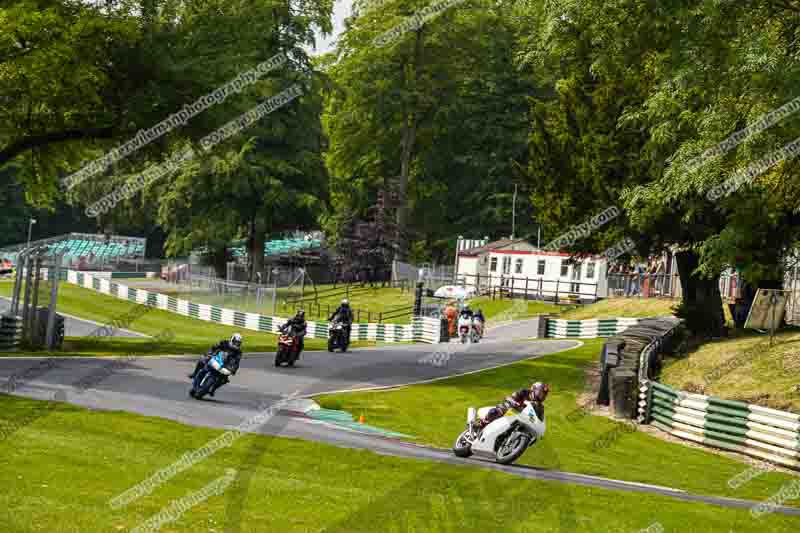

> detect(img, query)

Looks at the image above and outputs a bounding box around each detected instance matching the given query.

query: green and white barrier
[546,317,641,339]
[639,380,800,470]
[0,314,23,351]
[66,270,441,344]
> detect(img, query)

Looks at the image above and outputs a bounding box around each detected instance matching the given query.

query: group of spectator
[608,257,669,297]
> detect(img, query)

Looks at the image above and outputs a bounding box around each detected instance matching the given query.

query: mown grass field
[0,393,795,532]
[465,297,559,321]
[557,297,677,319]
[0,282,333,356]
[661,329,800,412]
[316,339,800,506]
[124,280,417,323]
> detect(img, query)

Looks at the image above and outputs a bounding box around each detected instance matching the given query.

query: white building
[455,239,609,302]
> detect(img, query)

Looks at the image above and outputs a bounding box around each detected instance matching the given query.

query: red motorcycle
[275,330,302,367]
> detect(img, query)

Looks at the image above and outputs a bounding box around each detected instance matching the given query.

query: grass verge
[0,393,795,532]
[661,328,800,412]
[316,339,799,505]
[0,283,333,356]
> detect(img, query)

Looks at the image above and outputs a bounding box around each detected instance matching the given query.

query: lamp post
[26,218,37,250]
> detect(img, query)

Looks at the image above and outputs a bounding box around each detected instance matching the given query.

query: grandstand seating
[230,238,322,258]
[0,234,145,264]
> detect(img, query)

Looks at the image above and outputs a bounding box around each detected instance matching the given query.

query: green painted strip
[258,316,272,332]
[188,302,199,318]
[707,396,751,412]
[110,282,119,297]
[92,277,100,290]
[652,398,677,414]
[704,420,748,438]
[706,403,751,420]
[651,382,677,394]
[210,307,222,322]
[77,273,84,286]
[127,288,138,302]
[147,292,157,307]
[652,412,675,427]
[702,434,746,453]
[233,311,246,327]
[167,296,178,312]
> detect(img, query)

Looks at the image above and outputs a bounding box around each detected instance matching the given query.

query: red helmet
[531,382,550,402]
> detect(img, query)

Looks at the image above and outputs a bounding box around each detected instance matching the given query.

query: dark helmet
[296,309,305,320]
[531,382,550,402]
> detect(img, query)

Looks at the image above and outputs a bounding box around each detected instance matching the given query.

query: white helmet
[230,333,243,349]
[341,299,350,306]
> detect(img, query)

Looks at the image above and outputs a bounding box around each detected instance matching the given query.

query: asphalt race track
[1,318,798,517]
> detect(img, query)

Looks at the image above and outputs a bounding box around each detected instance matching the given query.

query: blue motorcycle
[189,351,232,399]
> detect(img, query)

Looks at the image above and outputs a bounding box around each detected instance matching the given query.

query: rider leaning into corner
[477,382,550,428]
[189,333,244,396]
[280,309,308,355]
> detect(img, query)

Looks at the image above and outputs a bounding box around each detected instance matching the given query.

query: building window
[560,261,568,277]
[502,256,512,274]
[515,258,524,274]
[587,262,596,279]
[537,260,546,275]
[490,257,498,272]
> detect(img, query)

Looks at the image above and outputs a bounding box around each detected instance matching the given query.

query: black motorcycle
[327,319,350,352]
[189,351,231,399]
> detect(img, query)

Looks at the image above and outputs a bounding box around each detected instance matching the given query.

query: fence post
[379,312,383,324]
[555,279,560,304]
[414,282,424,316]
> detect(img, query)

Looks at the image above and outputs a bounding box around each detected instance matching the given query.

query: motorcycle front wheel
[495,432,531,465]
[452,429,473,458]
[274,348,284,367]
[327,337,335,352]
[194,373,216,400]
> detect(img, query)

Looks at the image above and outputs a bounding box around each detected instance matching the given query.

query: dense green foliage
[3,0,800,332]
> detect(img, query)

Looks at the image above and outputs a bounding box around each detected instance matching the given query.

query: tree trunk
[210,247,228,279]
[395,27,424,262]
[675,250,725,337]
[248,220,265,283]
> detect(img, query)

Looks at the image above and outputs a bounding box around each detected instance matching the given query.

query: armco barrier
[546,317,641,339]
[0,314,23,351]
[639,381,800,471]
[65,270,441,344]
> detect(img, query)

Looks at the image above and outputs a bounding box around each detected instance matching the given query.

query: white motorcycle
[458,315,475,344]
[452,401,546,465]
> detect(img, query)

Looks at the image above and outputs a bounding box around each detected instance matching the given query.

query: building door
[571,263,582,294]
[501,256,512,287]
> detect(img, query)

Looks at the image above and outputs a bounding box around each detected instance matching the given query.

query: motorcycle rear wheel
[495,432,530,465]
[452,429,473,458]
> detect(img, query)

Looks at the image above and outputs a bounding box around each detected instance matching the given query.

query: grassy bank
[0,283,331,356]
[316,339,799,505]
[661,329,800,412]
[0,393,794,532]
